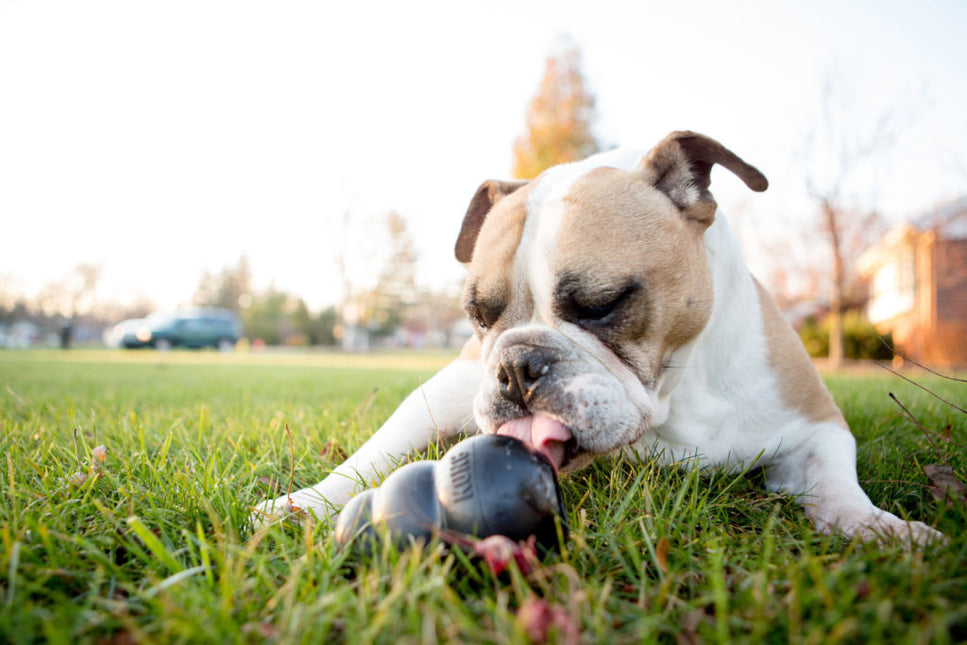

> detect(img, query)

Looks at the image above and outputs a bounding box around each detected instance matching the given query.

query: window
[868,248,915,323]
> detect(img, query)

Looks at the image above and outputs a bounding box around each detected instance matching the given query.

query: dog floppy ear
[639,131,768,224]
[455,179,528,263]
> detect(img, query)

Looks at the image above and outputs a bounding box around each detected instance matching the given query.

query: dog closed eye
[463,282,505,332]
[555,275,641,328]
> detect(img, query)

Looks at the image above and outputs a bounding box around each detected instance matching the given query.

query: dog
[254,131,942,545]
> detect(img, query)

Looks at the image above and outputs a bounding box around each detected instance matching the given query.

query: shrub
[798,312,894,360]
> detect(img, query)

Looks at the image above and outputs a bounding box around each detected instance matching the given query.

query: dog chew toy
[333,434,567,551]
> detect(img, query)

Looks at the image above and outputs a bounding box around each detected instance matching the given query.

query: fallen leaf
[320,440,348,462]
[95,629,139,645]
[941,423,952,442]
[517,597,580,645]
[68,471,88,488]
[477,534,540,577]
[923,464,967,506]
[241,621,279,639]
[655,536,670,574]
[676,609,706,645]
[436,531,542,577]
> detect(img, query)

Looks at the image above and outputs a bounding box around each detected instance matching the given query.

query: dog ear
[640,131,768,224]
[455,179,528,263]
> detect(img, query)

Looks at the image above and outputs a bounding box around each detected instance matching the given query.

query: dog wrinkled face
[458,132,767,472]
[461,163,714,472]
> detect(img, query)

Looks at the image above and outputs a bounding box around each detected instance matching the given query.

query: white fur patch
[520,150,647,320]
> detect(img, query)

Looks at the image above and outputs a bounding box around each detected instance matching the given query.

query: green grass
[1,349,965,644]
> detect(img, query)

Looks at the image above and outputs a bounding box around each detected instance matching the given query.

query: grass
[1,349,965,644]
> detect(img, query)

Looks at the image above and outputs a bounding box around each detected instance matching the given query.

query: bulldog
[254,131,941,545]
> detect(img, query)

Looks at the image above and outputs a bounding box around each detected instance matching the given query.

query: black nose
[495,346,554,408]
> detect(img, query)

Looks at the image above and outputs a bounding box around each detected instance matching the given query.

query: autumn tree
[512,37,601,179]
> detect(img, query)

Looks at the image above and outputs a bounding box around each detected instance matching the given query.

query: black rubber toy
[333,434,567,550]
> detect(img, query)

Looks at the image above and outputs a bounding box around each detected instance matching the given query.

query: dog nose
[496,346,553,408]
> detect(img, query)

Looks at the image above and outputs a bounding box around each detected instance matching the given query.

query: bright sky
[2,0,965,312]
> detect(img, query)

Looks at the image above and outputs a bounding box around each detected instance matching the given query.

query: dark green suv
[121,308,243,350]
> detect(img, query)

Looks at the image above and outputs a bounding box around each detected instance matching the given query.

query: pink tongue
[495,415,571,471]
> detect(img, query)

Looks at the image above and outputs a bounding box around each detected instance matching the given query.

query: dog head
[456,131,767,471]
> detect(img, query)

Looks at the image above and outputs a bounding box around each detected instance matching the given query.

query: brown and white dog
[254,131,941,545]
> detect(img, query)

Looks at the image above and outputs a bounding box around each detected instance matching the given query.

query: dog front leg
[250,349,482,527]
[765,422,944,546]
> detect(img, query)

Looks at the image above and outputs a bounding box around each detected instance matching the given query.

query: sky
[2,0,965,314]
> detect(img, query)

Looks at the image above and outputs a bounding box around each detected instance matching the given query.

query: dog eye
[463,286,503,333]
[575,301,617,321]
[470,304,503,332]
[573,285,637,324]
[469,308,492,332]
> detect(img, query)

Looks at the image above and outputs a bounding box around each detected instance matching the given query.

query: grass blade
[127,516,183,575]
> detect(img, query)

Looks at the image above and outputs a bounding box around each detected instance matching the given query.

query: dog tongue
[495,415,571,471]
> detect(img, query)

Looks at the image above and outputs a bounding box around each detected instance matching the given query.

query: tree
[802,70,908,368]
[355,211,419,340]
[31,263,102,348]
[374,210,418,317]
[243,287,289,345]
[333,204,379,351]
[312,305,339,346]
[193,255,253,313]
[512,37,601,179]
[36,263,101,318]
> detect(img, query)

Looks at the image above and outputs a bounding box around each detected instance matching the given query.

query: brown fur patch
[755,279,846,427]
[455,180,529,263]
[462,185,533,333]
[554,167,714,378]
[639,131,768,225]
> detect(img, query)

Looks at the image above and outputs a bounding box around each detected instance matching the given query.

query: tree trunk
[827,301,843,368]
[822,200,845,369]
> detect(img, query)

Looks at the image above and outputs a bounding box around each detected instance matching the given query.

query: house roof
[858,195,967,275]
[912,194,967,240]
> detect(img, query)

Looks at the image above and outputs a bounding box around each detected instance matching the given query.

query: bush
[798,312,894,360]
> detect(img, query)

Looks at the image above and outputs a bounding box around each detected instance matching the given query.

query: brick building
[858,196,967,367]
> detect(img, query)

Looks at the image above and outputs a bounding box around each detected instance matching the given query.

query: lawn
[1,349,965,644]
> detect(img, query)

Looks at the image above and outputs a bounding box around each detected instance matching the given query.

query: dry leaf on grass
[68,444,109,487]
[319,440,348,462]
[517,597,580,645]
[437,531,542,577]
[924,464,967,506]
[655,536,670,574]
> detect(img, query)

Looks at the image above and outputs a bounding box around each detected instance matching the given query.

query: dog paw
[867,516,946,547]
[249,493,333,530]
[249,497,302,529]
[817,509,945,547]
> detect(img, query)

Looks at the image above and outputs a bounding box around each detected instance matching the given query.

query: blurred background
[1,0,964,366]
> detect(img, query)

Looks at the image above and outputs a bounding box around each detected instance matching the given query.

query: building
[858,196,967,367]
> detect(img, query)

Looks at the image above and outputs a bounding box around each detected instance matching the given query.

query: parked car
[111,308,243,350]
[104,318,146,348]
